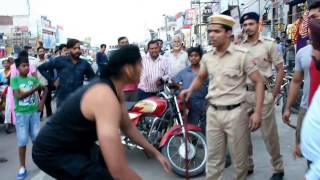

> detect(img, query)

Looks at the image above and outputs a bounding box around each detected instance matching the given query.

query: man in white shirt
[301,86,320,180]
[164,35,189,78]
[36,47,51,117]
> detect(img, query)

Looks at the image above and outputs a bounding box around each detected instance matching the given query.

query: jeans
[15,112,40,147]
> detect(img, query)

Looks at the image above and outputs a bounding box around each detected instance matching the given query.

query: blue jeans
[188,99,206,126]
[15,112,40,147]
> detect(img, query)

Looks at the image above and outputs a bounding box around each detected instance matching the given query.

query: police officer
[180,14,265,180]
[240,12,285,180]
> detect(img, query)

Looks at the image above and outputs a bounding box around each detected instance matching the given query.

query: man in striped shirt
[138,40,170,100]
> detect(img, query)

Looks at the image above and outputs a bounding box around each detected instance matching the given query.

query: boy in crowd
[11,55,48,180]
[175,46,208,128]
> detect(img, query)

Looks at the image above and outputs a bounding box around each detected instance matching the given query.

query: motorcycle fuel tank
[131,96,168,117]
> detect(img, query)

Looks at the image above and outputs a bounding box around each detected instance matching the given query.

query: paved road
[0,106,307,180]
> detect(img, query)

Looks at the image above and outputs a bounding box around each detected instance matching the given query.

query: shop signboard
[184,9,194,29]
[230,7,241,35]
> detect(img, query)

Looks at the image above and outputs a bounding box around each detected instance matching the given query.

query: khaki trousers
[245,91,284,173]
[206,104,249,180]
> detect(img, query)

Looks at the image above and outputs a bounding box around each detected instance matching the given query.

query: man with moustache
[180,14,265,180]
[240,12,285,180]
[36,47,52,117]
[38,39,95,107]
[164,35,189,77]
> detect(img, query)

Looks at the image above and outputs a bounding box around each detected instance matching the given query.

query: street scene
[0,107,308,180]
[1,0,320,180]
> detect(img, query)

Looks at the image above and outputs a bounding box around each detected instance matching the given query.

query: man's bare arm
[82,84,141,180]
[273,63,285,99]
[13,86,39,100]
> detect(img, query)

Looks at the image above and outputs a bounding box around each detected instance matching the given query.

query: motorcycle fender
[159,124,202,148]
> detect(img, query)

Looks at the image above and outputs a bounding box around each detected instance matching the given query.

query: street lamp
[163,14,169,42]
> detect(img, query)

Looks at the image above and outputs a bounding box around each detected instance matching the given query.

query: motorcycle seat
[126,101,137,110]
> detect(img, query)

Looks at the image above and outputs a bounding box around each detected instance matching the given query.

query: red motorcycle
[123,82,207,177]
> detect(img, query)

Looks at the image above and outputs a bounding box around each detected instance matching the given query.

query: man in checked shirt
[137,40,170,100]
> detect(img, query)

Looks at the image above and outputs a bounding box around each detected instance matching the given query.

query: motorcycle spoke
[179,155,183,168]
[194,138,200,147]
[170,137,182,149]
[170,151,179,159]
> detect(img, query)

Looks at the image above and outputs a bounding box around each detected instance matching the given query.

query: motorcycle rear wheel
[162,131,207,177]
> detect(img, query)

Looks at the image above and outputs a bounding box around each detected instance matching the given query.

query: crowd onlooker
[12,52,48,180]
[164,35,189,78]
[137,40,170,100]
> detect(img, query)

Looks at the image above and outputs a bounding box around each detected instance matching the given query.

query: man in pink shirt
[138,40,170,100]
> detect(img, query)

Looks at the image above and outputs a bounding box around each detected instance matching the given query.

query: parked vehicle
[123,81,207,177]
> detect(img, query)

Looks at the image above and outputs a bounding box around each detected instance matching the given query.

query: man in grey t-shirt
[283,44,312,157]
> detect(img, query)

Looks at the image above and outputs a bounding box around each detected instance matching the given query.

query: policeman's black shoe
[270,172,284,180]
[248,169,254,175]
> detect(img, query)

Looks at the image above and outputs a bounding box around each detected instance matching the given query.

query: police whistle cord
[182,99,190,180]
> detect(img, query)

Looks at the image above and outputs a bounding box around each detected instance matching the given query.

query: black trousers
[40,89,52,118]
[32,144,113,180]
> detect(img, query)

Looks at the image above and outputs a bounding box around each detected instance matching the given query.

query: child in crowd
[11,54,48,180]
[175,46,208,128]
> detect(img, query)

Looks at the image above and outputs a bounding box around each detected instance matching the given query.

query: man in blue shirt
[175,46,208,127]
[38,39,95,107]
[96,44,108,75]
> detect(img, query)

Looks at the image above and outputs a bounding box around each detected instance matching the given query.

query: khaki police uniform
[202,41,258,179]
[241,36,284,173]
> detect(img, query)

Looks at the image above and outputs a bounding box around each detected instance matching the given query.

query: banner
[230,7,241,35]
[184,9,194,29]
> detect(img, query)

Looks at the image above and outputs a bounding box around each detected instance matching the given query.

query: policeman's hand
[156,154,172,174]
[249,112,261,132]
[282,109,291,124]
[179,89,192,101]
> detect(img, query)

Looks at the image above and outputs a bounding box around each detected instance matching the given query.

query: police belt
[210,103,241,111]
[246,84,269,91]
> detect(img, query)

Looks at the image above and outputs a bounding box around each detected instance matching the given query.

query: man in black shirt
[38,39,95,107]
[96,44,108,74]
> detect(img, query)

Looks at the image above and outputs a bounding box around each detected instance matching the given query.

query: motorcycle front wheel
[162,131,207,177]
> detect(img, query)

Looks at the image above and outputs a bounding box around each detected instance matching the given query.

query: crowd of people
[0,1,319,180]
